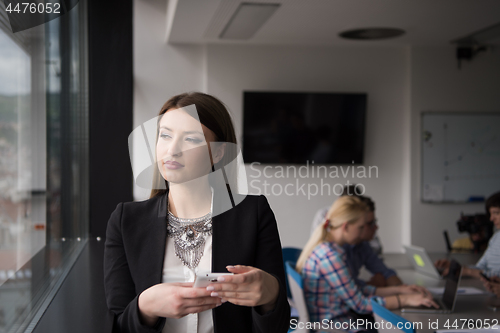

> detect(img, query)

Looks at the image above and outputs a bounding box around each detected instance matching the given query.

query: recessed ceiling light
[339,28,405,40]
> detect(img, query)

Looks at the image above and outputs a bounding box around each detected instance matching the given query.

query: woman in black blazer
[104,92,290,333]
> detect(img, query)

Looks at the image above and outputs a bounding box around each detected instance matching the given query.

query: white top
[162,190,215,333]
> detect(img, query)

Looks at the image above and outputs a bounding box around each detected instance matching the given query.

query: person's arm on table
[386,275,403,286]
[374,284,431,298]
[383,294,438,310]
[434,259,451,276]
[462,266,483,278]
[435,258,484,278]
[375,285,438,310]
[367,273,387,287]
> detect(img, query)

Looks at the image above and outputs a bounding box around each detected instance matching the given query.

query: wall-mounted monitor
[243,91,367,164]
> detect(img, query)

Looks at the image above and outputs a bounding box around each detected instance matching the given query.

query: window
[0,2,88,332]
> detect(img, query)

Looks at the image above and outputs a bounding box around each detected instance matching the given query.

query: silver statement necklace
[166,203,213,269]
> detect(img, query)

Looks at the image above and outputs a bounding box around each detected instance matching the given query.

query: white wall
[410,47,500,251]
[133,1,500,253]
[133,0,205,200]
[205,45,411,251]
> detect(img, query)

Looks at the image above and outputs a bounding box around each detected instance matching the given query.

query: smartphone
[193,272,234,288]
[480,272,491,282]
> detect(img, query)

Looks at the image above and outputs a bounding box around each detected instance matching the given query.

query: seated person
[435,191,500,278]
[310,185,402,287]
[297,196,437,332]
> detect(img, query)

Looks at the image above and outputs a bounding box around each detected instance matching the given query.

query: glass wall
[0,1,88,332]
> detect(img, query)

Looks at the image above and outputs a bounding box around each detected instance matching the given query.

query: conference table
[360,252,500,333]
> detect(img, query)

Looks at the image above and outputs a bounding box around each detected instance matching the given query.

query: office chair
[370,298,415,333]
[285,261,345,333]
[444,230,474,253]
[283,247,302,299]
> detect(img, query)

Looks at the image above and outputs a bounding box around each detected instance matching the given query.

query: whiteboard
[421,112,500,203]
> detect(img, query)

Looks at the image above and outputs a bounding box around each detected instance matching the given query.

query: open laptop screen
[442,260,462,310]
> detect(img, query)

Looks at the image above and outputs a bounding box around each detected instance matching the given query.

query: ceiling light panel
[219,3,280,40]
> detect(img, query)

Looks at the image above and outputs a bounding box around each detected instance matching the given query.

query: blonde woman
[296,196,437,332]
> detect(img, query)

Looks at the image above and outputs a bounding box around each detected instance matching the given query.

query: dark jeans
[348,310,377,333]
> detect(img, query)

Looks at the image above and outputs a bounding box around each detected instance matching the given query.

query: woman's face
[360,211,377,241]
[156,108,219,184]
[343,216,366,245]
[490,207,500,230]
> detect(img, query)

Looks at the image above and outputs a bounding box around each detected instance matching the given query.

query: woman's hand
[206,265,280,312]
[397,284,432,298]
[400,293,439,309]
[138,282,222,326]
[434,259,451,276]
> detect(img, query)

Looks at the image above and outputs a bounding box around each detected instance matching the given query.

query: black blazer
[104,191,290,333]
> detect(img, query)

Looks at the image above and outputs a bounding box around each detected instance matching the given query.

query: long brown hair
[150,92,238,198]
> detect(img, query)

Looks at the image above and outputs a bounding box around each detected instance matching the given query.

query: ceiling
[165,0,500,46]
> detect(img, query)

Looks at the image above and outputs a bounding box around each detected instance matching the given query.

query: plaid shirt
[302,242,386,332]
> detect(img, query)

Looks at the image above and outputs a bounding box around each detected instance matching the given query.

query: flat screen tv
[243,91,367,164]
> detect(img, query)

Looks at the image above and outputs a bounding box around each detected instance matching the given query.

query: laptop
[404,245,443,279]
[401,259,462,314]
